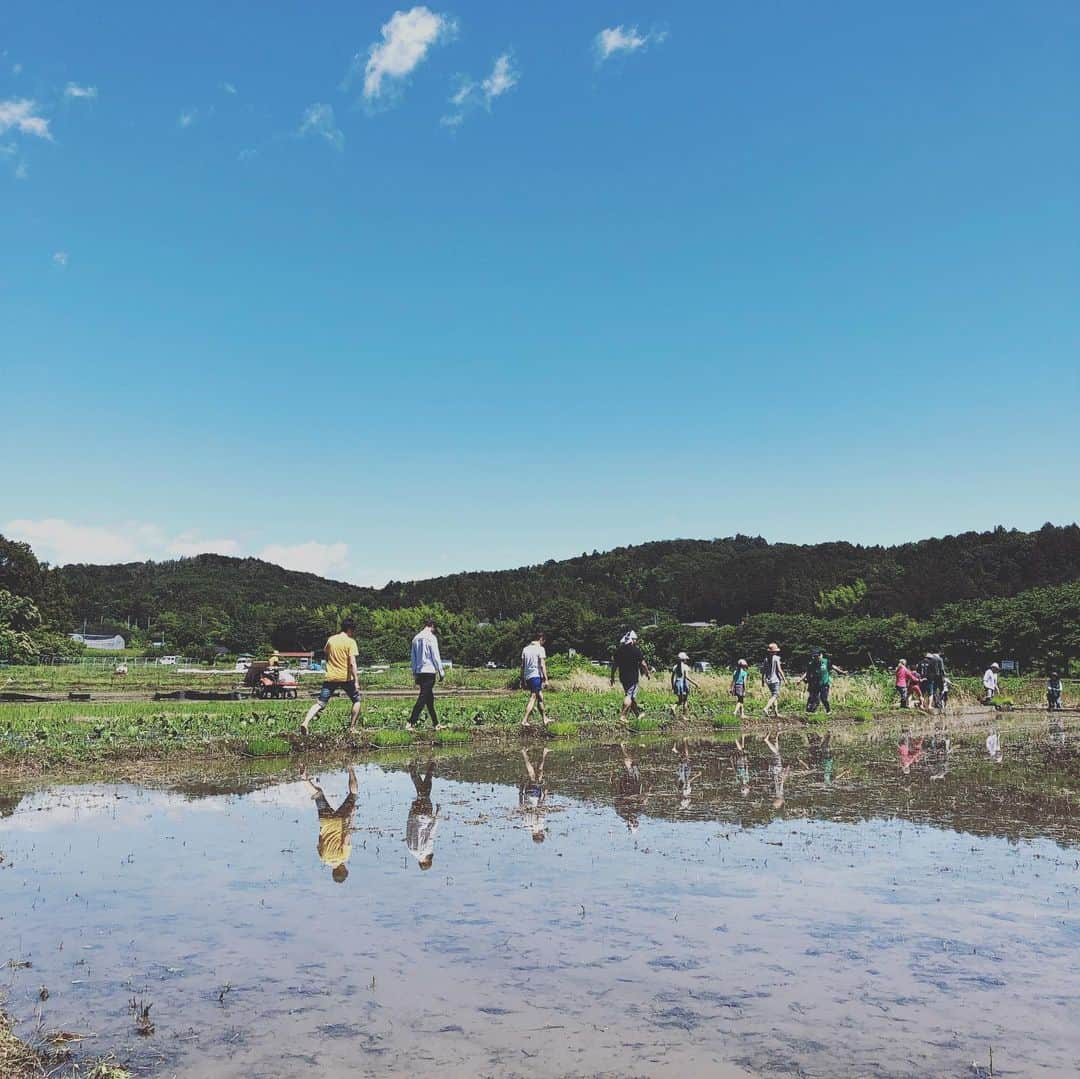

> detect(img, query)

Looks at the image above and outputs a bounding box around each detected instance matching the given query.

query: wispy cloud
[52,251,68,268]
[594,24,668,63]
[441,51,518,127]
[64,82,98,100]
[298,103,344,150]
[347,6,457,103]
[14,160,27,180]
[178,109,196,128]
[221,81,237,95]
[12,63,22,76]
[0,99,52,139]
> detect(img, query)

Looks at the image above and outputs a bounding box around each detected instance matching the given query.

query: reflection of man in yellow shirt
[300,618,363,736]
[301,765,358,884]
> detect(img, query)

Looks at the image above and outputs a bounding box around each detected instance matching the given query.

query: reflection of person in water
[406,760,441,870]
[986,729,1003,764]
[301,765,358,884]
[519,746,549,842]
[672,738,700,809]
[805,731,835,785]
[761,728,790,809]
[926,729,951,781]
[732,734,751,797]
[614,742,648,834]
[898,734,924,774]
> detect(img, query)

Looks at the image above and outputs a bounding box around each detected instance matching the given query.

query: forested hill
[52,523,1080,625]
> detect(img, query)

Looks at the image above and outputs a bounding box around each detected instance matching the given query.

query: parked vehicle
[693,661,712,673]
[158,655,180,666]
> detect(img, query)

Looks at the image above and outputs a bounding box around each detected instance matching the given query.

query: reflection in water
[3,719,1080,1078]
[405,760,440,870]
[673,738,700,810]
[301,763,357,884]
[518,746,548,842]
[761,728,791,808]
[614,741,648,833]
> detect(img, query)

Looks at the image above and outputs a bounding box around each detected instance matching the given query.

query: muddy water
[2,719,1080,1077]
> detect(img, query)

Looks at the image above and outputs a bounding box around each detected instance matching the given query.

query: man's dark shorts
[316,792,357,819]
[318,680,360,705]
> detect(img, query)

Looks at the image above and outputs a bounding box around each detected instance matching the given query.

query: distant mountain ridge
[52,523,1080,625]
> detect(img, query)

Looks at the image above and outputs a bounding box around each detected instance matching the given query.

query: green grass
[369,729,414,747]
[244,735,292,757]
[627,716,668,733]
[711,713,740,728]
[546,721,579,739]
[433,728,470,744]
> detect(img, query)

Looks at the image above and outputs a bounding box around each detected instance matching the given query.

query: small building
[272,651,316,669]
[70,633,126,651]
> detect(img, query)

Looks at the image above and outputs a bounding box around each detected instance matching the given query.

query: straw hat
[767,642,780,653]
[738,659,748,667]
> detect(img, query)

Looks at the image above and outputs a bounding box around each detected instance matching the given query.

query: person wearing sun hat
[982,661,1001,704]
[760,643,786,718]
[669,651,699,718]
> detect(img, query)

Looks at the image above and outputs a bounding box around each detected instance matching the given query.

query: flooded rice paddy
[2,715,1080,1077]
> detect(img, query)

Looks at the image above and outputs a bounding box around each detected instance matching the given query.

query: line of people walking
[298,616,1064,736]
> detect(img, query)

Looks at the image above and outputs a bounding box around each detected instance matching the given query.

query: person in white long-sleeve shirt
[405,760,440,869]
[408,619,445,730]
[982,662,1000,703]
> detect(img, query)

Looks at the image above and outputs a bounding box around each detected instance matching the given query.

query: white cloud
[441,51,518,127]
[595,24,668,62]
[14,160,27,180]
[222,81,237,95]
[52,251,68,267]
[178,109,196,128]
[64,83,98,100]
[4,518,352,580]
[349,6,457,101]
[167,532,241,558]
[3,519,242,566]
[298,103,344,150]
[12,63,22,76]
[0,98,52,139]
[257,542,350,578]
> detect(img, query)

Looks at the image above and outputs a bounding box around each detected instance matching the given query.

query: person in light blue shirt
[408,619,445,730]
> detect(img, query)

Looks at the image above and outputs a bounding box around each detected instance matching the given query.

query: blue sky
[2,1,1078,585]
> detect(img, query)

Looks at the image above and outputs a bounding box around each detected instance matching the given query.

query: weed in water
[128,997,154,1036]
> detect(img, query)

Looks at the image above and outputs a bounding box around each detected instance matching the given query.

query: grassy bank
[0,671,1063,773]
[0,1005,130,1079]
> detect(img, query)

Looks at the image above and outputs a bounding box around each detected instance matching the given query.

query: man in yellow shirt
[301,764,358,884]
[300,618,362,735]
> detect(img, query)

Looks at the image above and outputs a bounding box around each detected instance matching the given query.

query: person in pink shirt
[895,659,920,709]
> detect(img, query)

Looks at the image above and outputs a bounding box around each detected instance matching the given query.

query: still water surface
[2,725,1079,1077]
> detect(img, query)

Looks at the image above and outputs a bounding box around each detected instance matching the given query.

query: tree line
[1,525,1079,672]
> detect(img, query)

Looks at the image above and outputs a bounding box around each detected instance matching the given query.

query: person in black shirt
[610,630,651,721]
